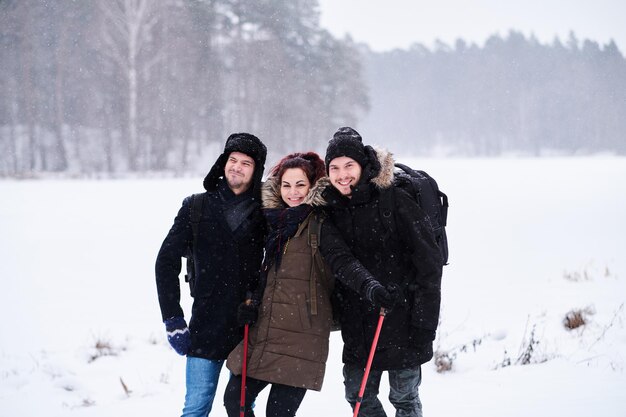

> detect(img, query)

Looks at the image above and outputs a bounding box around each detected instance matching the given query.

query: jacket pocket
[297,293,312,330]
[410,288,425,328]
[269,295,311,332]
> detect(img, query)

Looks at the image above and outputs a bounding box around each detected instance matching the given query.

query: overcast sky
[318,0,626,53]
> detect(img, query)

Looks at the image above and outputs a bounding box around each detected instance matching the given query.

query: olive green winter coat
[226,177,334,391]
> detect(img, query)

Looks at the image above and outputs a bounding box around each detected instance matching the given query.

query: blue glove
[164,317,191,356]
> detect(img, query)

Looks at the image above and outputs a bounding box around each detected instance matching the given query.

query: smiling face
[280,168,312,207]
[328,156,362,197]
[224,151,255,195]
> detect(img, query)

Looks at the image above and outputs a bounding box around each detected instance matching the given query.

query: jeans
[181,356,225,417]
[223,375,307,417]
[343,363,423,417]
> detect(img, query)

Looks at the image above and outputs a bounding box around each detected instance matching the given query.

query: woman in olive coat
[223,152,334,417]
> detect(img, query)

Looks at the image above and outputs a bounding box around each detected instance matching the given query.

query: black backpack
[184,193,205,297]
[379,163,449,265]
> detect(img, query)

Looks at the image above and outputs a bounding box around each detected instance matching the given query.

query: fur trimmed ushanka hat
[203,133,267,197]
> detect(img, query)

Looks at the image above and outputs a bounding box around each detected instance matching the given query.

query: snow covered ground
[1,157,625,416]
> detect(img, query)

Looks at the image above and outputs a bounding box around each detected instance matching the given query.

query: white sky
[318,0,626,52]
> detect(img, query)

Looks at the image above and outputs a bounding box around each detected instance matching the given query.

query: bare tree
[0,0,372,176]
[98,0,164,171]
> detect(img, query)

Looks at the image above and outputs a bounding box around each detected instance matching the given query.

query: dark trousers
[343,363,423,417]
[224,375,307,417]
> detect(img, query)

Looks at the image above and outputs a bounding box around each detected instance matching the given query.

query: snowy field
[1,157,625,416]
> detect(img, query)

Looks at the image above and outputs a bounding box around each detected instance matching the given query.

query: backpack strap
[439,189,449,227]
[189,193,204,251]
[185,193,204,287]
[378,187,397,241]
[307,212,329,316]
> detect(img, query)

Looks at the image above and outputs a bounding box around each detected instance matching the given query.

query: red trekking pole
[353,308,387,417]
[239,323,249,417]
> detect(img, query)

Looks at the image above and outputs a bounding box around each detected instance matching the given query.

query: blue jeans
[343,364,423,417]
[181,357,225,417]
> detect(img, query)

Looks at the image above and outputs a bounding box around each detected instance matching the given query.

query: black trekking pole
[353,307,387,417]
[239,323,249,417]
[240,295,254,417]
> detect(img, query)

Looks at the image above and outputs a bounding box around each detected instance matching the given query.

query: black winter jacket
[155,179,265,359]
[319,148,443,370]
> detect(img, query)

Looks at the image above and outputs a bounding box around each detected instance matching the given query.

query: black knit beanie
[325,127,368,173]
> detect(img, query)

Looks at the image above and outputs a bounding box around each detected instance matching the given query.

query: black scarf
[218,178,256,232]
[263,204,312,270]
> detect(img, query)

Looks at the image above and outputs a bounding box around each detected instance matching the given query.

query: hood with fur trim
[262,176,329,209]
[322,146,395,203]
[368,147,395,189]
[320,146,395,205]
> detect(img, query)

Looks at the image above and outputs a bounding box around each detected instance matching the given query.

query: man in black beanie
[156,132,267,417]
[324,127,381,197]
[320,127,442,417]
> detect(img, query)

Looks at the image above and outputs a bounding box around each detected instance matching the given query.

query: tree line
[361,31,626,156]
[0,0,368,176]
[2,3,625,178]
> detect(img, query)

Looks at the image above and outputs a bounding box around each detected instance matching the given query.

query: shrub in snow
[516,324,549,366]
[87,338,123,363]
[434,350,455,373]
[563,262,614,282]
[563,269,591,282]
[495,351,512,369]
[433,337,484,373]
[120,377,132,396]
[563,307,595,331]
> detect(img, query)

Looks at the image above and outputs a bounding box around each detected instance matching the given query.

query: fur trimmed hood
[262,147,394,208]
[319,146,395,205]
[262,176,330,209]
[369,147,395,189]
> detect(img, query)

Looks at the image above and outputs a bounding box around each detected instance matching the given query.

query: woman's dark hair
[269,152,326,185]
